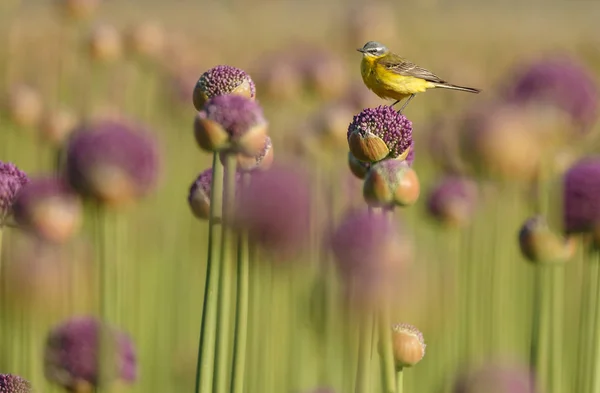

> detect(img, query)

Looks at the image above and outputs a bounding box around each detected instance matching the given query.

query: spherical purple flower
[195,95,268,155]
[44,316,137,391]
[0,374,32,393]
[0,161,29,225]
[426,177,478,227]
[65,119,161,207]
[347,106,413,163]
[13,176,82,243]
[504,56,598,131]
[330,209,412,308]
[452,363,536,393]
[234,166,312,256]
[563,157,600,234]
[193,65,256,111]
[188,168,241,221]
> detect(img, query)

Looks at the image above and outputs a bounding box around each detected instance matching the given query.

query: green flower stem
[378,306,396,393]
[246,243,262,393]
[529,266,542,385]
[213,153,237,393]
[591,252,600,393]
[550,267,564,393]
[396,367,403,393]
[194,153,224,393]
[531,267,552,392]
[230,174,250,393]
[355,312,374,393]
[583,258,599,393]
[576,252,594,393]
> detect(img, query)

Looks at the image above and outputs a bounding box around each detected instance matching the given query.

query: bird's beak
[356,48,365,53]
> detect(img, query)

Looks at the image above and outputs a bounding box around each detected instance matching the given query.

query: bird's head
[357,41,389,58]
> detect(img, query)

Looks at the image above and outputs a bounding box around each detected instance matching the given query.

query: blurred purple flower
[65,119,161,206]
[426,176,478,226]
[563,156,600,234]
[504,56,598,130]
[193,65,256,111]
[0,374,32,393]
[0,161,29,225]
[234,166,312,256]
[452,363,536,393]
[44,316,137,391]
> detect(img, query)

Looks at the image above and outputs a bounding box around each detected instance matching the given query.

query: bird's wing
[379,54,446,83]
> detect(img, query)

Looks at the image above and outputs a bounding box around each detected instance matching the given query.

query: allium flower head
[391,323,426,369]
[88,24,123,63]
[193,65,256,111]
[519,215,574,264]
[0,161,29,225]
[504,56,598,131]
[5,84,43,127]
[363,159,420,208]
[44,316,137,391]
[234,166,312,256]
[220,136,274,172]
[125,21,165,58]
[188,168,241,221]
[195,95,268,155]
[426,176,478,227]
[0,374,32,393]
[59,0,100,20]
[39,108,78,146]
[330,209,412,308]
[13,177,82,243]
[65,119,161,207]
[452,363,536,393]
[347,106,413,163]
[563,157,600,234]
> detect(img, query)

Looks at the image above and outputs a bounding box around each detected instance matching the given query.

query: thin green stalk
[576,252,593,393]
[230,175,250,393]
[396,367,403,393]
[213,153,237,393]
[194,153,224,393]
[247,243,262,393]
[583,259,599,393]
[355,312,374,393]
[534,268,552,392]
[378,307,396,393]
[591,252,600,393]
[550,267,564,393]
[529,267,542,385]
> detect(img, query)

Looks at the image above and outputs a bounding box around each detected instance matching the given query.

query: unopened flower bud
[427,177,478,227]
[193,65,256,111]
[6,85,43,128]
[363,160,420,208]
[391,323,426,369]
[519,216,575,264]
[348,151,371,179]
[89,24,123,63]
[220,136,274,172]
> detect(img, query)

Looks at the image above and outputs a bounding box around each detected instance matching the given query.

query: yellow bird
[358,41,481,113]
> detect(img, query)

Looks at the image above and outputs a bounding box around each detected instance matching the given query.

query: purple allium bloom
[13,176,82,243]
[329,209,412,306]
[199,95,266,140]
[234,166,312,256]
[347,105,413,161]
[194,65,256,110]
[0,374,32,393]
[65,119,161,205]
[563,157,600,234]
[188,167,241,220]
[452,363,535,393]
[0,161,29,225]
[504,56,598,130]
[44,316,137,391]
[426,176,477,226]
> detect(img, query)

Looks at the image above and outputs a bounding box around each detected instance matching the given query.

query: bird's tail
[433,82,481,94]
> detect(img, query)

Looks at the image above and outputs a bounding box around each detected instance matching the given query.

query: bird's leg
[390,100,400,107]
[397,94,415,114]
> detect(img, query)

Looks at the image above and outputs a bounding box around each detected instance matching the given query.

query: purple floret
[347,106,413,159]
[0,161,30,224]
[196,65,256,100]
[0,374,32,393]
[65,119,161,199]
[44,316,137,390]
[188,168,213,205]
[505,56,598,130]
[563,157,600,234]
[199,95,266,139]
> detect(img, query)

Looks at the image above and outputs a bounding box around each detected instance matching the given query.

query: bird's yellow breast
[361,56,434,101]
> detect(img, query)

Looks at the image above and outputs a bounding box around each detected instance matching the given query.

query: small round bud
[363,160,420,208]
[519,216,575,264]
[0,374,32,393]
[426,177,478,227]
[88,24,123,63]
[195,95,268,155]
[13,177,82,243]
[45,317,137,391]
[188,168,213,220]
[348,151,371,179]
[59,0,100,20]
[5,84,43,128]
[65,119,161,207]
[0,161,30,226]
[347,106,413,163]
[39,108,78,146]
[303,52,348,99]
[253,55,303,100]
[391,323,426,369]
[193,65,256,111]
[125,21,165,58]
[220,136,274,172]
